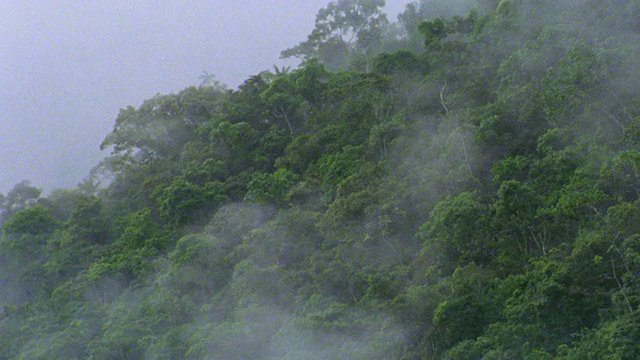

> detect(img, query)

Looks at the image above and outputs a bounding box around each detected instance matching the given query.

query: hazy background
[0,0,411,193]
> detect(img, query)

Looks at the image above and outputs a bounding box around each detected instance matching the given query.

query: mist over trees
[2,0,640,358]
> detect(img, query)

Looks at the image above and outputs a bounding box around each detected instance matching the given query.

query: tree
[372,50,428,75]
[244,169,298,207]
[281,0,388,71]
[417,191,491,274]
[418,18,448,51]
[165,233,233,301]
[397,0,485,52]
[155,178,228,227]
[0,180,41,223]
[3,204,56,237]
[0,204,57,303]
[101,86,224,161]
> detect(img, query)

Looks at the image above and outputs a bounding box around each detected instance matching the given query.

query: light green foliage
[556,312,640,359]
[245,168,298,206]
[317,145,365,188]
[156,178,228,226]
[209,121,261,172]
[85,208,168,284]
[88,287,193,359]
[3,204,56,236]
[419,191,490,272]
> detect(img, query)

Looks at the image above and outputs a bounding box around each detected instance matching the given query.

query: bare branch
[440,81,449,114]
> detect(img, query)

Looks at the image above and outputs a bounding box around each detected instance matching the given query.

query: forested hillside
[2,0,640,358]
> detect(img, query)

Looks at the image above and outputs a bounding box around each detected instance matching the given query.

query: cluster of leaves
[2,0,640,358]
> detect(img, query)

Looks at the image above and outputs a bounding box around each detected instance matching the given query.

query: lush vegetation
[2,0,640,358]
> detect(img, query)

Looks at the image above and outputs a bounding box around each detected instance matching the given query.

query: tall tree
[281,0,388,71]
[0,180,41,224]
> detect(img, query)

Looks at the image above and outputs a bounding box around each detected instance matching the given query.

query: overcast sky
[0,0,412,194]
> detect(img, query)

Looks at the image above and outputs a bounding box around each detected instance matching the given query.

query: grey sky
[0,0,412,193]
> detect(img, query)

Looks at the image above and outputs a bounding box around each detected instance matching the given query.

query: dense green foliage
[2,0,640,358]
